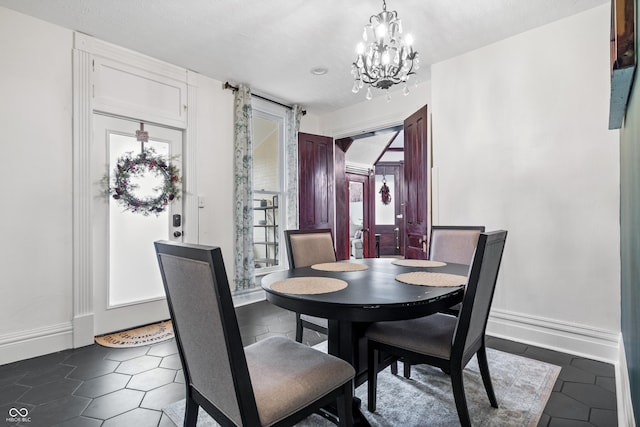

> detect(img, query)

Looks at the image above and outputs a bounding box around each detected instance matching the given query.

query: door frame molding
[72,33,198,346]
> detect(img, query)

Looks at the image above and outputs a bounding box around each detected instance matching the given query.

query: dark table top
[261,258,469,323]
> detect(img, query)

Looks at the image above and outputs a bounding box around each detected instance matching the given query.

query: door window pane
[375,174,395,225]
[109,135,168,306]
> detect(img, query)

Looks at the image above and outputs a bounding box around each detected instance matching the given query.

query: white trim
[72,32,199,346]
[233,289,266,307]
[487,308,619,363]
[0,323,74,365]
[91,56,187,128]
[616,334,637,427]
[183,71,199,243]
[329,114,404,139]
[74,33,187,82]
[72,46,95,348]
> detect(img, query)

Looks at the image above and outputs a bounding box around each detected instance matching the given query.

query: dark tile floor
[0,301,617,427]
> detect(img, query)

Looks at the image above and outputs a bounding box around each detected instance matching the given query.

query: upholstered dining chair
[395,225,487,378]
[366,230,507,427]
[284,229,337,342]
[154,241,354,427]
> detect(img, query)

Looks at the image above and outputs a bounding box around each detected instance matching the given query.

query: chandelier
[351,0,419,100]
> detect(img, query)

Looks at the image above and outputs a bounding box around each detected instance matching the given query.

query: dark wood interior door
[374,162,404,256]
[298,132,334,232]
[403,105,430,259]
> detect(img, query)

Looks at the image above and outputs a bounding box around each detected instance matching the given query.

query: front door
[374,162,404,256]
[92,114,183,335]
[404,105,430,259]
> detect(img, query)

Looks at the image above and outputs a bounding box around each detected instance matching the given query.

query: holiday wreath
[105,147,181,216]
[379,181,392,205]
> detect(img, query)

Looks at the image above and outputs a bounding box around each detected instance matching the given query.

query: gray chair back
[285,229,337,268]
[451,230,507,362]
[429,225,485,265]
[154,241,259,426]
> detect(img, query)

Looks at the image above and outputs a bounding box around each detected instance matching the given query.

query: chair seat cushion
[300,314,328,328]
[245,336,354,426]
[365,313,457,360]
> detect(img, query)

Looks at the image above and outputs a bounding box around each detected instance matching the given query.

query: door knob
[173,231,182,238]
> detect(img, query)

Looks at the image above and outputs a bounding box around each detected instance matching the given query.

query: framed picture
[609,0,636,129]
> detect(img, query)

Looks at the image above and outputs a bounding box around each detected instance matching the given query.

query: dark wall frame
[609,0,636,129]
[619,1,640,424]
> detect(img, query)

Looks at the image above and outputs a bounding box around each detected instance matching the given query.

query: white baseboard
[0,322,73,365]
[616,335,637,427]
[487,309,619,363]
[0,290,269,367]
[73,313,95,348]
[487,309,638,426]
[233,288,266,307]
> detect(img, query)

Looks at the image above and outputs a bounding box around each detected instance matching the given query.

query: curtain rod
[224,82,307,116]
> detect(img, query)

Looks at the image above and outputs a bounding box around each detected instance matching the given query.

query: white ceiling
[346,128,403,169]
[0,0,607,112]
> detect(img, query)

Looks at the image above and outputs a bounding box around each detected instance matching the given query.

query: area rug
[163,347,560,426]
[95,320,174,348]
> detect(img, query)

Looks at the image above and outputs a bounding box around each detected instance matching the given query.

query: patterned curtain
[285,105,303,230]
[233,84,255,290]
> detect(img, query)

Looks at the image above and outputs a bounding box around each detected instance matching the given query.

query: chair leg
[477,346,499,408]
[450,366,472,427]
[403,360,411,379]
[295,313,303,342]
[337,381,354,427]
[367,347,379,412]
[390,361,398,375]
[184,395,199,427]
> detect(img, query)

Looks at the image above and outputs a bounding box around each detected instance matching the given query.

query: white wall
[0,6,240,363]
[432,5,620,359]
[193,75,235,262]
[0,4,623,365]
[0,8,74,352]
[317,82,431,137]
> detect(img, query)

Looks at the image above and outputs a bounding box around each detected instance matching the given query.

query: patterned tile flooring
[0,301,617,426]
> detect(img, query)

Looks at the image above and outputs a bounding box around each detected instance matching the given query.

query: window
[252,99,286,271]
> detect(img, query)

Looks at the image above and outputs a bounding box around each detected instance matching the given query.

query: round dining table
[262,257,469,426]
[262,257,469,322]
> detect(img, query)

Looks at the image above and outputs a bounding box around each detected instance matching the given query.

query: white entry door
[93,114,183,335]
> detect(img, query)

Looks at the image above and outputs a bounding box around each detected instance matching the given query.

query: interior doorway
[346,173,371,259]
[335,105,430,260]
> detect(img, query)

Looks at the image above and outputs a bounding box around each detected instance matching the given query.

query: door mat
[95,320,174,348]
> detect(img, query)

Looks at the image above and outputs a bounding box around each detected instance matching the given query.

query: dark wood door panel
[298,132,334,232]
[404,106,430,259]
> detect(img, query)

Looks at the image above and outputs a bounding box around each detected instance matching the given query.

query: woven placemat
[271,277,348,294]
[95,320,174,348]
[311,262,369,272]
[392,259,447,268]
[395,272,467,287]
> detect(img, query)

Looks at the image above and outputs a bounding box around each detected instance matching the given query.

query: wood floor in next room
[0,300,617,427]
